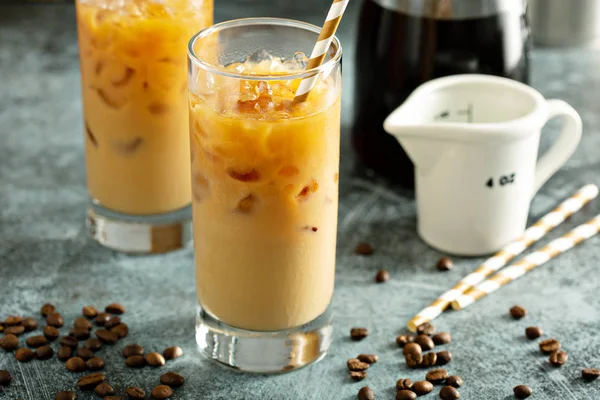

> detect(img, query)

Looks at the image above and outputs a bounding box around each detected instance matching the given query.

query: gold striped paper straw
[407,184,598,332]
[452,214,600,310]
[293,0,349,103]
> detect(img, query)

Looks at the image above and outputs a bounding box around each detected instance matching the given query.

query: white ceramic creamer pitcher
[384,74,582,256]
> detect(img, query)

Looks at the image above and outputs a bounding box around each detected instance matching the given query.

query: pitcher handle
[533,99,582,196]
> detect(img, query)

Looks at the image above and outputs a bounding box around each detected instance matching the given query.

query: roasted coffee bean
[74,317,92,331]
[415,334,435,351]
[125,386,146,399]
[0,325,3,333]
[1,334,19,351]
[357,354,378,364]
[146,352,166,367]
[55,391,76,400]
[40,303,55,318]
[125,355,146,368]
[513,385,532,399]
[436,257,453,271]
[350,371,368,381]
[396,378,413,391]
[84,338,102,352]
[412,380,434,395]
[539,338,561,354]
[396,390,416,400]
[348,358,370,371]
[105,303,126,315]
[375,269,390,283]
[22,317,38,332]
[440,385,460,400]
[5,325,25,336]
[104,397,123,400]
[426,368,449,384]
[46,312,64,328]
[432,332,451,345]
[151,385,172,400]
[351,327,369,341]
[82,305,98,319]
[66,357,86,372]
[404,343,423,368]
[15,348,35,362]
[419,352,437,368]
[76,348,94,361]
[355,242,374,255]
[549,350,568,367]
[43,325,60,341]
[95,312,111,326]
[525,326,543,340]
[160,372,185,387]
[416,322,436,336]
[436,350,453,366]
[123,344,144,358]
[396,334,414,347]
[4,316,22,326]
[77,372,105,390]
[86,356,105,371]
[58,346,73,361]
[163,346,182,360]
[70,328,90,341]
[446,376,463,388]
[0,370,11,385]
[510,305,527,320]
[403,342,422,356]
[111,323,129,339]
[60,336,78,349]
[582,368,600,381]
[95,382,115,397]
[104,316,121,329]
[26,335,48,348]
[35,345,54,360]
[96,329,118,344]
[358,386,374,400]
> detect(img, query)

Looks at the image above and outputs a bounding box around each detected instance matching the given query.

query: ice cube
[293,52,309,69]
[236,194,256,213]
[227,168,261,182]
[255,81,272,96]
[246,49,275,64]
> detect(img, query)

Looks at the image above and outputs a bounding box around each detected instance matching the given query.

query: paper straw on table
[293,0,349,103]
[407,184,599,332]
[452,214,600,310]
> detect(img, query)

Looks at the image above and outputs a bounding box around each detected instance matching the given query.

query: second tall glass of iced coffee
[188,19,342,373]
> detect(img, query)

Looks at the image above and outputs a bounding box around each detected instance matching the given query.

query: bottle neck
[372,0,527,20]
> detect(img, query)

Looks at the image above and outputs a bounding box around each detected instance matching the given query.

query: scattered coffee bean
[74,317,92,331]
[396,334,414,348]
[43,325,60,341]
[95,382,115,397]
[95,312,111,326]
[15,348,35,362]
[404,343,423,368]
[419,352,437,368]
[123,344,144,358]
[412,380,434,395]
[36,345,54,360]
[350,371,368,381]
[357,354,378,364]
[46,312,64,328]
[432,332,451,345]
[66,357,86,372]
[70,328,90,341]
[396,390,416,400]
[104,316,121,329]
[510,305,527,320]
[163,346,182,360]
[0,370,11,385]
[426,368,449,384]
[77,372,105,390]
[26,335,48,348]
[348,358,370,371]
[525,326,543,340]
[5,325,25,336]
[582,368,600,381]
[146,352,166,367]
[355,242,374,255]
[403,342,422,356]
[60,336,78,349]
[96,329,118,344]
[446,376,463,388]
[358,386,374,400]
[417,322,436,336]
[539,338,561,354]
[40,303,55,318]
[436,257,453,271]
[0,325,3,333]
[58,346,73,361]
[82,305,98,319]
[22,317,38,332]
[151,385,172,400]
[549,350,568,367]
[440,385,460,400]
[125,386,146,399]
[126,355,146,368]
[111,323,129,339]
[351,327,369,341]
[160,372,185,387]
[513,385,532,399]
[4,316,22,326]
[75,347,94,361]
[1,334,19,351]
[86,356,105,371]
[375,269,390,283]
[105,303,126,315]
[436,351,453,366]
[396,378,413,391]
[104,397,122,400]
[55,391,76,400]
[415,334,435,351]
[83,338,102,352]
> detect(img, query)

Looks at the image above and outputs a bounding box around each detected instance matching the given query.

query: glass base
[195,302,333,373]
[86,203,192,254]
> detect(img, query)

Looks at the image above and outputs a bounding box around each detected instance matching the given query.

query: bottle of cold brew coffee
[352,0,531,188]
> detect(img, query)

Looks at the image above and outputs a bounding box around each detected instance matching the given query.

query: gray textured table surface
[1,2,600,400]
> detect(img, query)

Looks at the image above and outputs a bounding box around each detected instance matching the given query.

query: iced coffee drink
[76,0,212,252]
[189,19,342,372]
